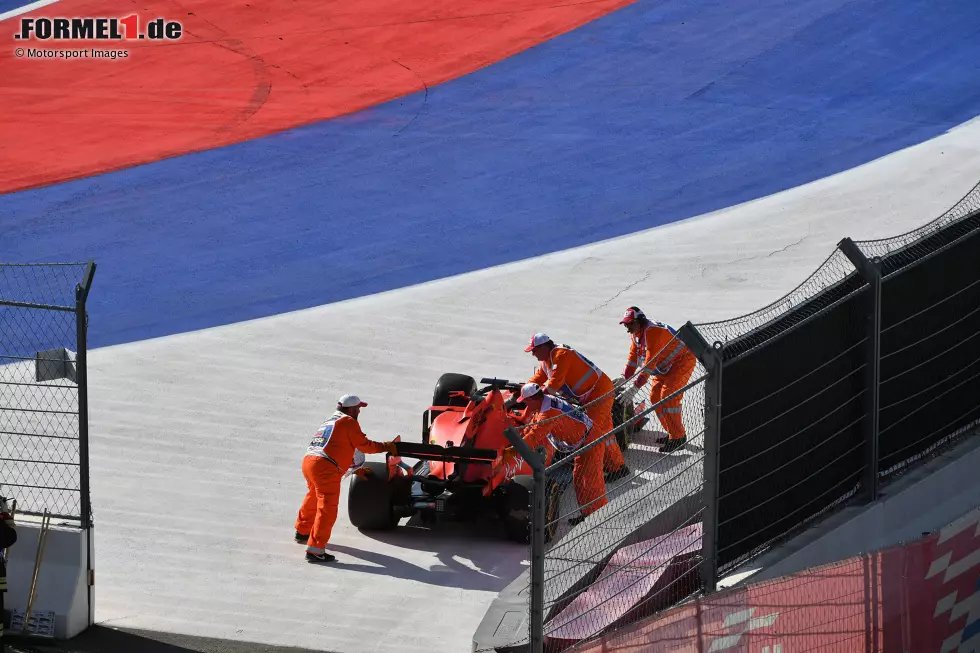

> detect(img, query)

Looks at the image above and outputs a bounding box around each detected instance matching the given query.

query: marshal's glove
[619,380,644,403]
[500,446,518,467]
[353,466,373,480]
[381,441,398,456]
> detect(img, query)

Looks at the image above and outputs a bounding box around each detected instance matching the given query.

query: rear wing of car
[393,441,498,466]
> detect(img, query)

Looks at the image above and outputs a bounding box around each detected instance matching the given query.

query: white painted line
[934,590,958,617]
[0,0,61,23]
[938,506,980,544]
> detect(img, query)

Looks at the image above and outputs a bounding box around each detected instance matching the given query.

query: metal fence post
[677,323,722,594]
[838,238,881,503]
[75,261,96,529]
[504,427,547,653]
[75,261,97,632]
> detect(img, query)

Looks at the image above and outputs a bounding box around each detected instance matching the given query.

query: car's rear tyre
[348,462,398,530]
[500,475,561,544]
[612,396,637,452]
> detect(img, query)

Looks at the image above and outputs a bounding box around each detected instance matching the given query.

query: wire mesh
[559,506,980,653]
[0,263,89,520]
[498,334,710,652]
[561,550,881,653]
[855,178,980,265]
[0,263,90,310]
[694,249,860,361]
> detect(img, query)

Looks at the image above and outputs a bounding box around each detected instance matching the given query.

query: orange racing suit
[513,394,611,515]
[295,411,388,554]
[528,343,626,473]
[624,321,697,441]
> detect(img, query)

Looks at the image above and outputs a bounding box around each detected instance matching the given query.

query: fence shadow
[3,624,328,653]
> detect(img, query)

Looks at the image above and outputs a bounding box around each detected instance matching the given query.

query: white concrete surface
[82,117,980,653]
[4,517,93,638]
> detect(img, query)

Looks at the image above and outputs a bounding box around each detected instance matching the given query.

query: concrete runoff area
[13,119,980,653]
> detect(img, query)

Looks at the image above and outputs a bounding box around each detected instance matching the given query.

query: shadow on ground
[4,626,336,653]
[348,513,530,592]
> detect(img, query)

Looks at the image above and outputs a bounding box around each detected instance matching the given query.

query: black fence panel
[877,225,980,477]
[714,289,868,573]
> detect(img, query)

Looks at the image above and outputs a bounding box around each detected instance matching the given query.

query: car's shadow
[336,519,529,592]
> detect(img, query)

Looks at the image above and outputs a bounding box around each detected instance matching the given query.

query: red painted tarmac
[0,0,635,194]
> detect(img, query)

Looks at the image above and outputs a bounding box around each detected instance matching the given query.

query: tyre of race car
[348,462,397,530]
[432,373,478,409]
[611,397,637,452]
[500,475,562,544]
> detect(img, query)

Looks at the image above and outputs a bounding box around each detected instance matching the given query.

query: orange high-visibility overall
[520,395,592,455]
[518,395,609,516]
[529,344,626,473]
[624,322,697,441]
[295,411,387,554]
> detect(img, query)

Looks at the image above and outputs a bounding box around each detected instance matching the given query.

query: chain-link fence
[563,505,980,653]
[855,178,980,264]
[487,333,714,652]
[493,178,980,653]
[537,371,708,653]
[0,262,96,524]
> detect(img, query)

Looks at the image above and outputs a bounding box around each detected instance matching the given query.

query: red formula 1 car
[346,373,639,543]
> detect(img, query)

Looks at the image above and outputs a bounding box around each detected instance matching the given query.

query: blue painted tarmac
[2,0,979,348]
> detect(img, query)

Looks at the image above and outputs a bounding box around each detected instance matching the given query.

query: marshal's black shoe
[306,551,336,563]
[659,437,687,453]
[604,465,630,483]
[295,531,309,544]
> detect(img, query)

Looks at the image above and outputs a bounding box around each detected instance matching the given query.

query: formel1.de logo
[14,15,183,41]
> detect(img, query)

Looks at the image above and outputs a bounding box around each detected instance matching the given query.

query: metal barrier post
[75,261,97,632]
[677,323,722,594]
[838,238,881,502]
[504,427,546,653]
[75,261,96,529]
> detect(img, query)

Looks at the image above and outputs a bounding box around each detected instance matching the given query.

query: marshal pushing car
[346,373,639,543]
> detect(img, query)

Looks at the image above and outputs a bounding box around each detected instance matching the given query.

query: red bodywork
[418,388,535,494]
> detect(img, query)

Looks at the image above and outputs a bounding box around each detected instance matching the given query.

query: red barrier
[568,507,980,653]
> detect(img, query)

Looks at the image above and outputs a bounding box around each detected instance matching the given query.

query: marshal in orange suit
[619,307,697,453]
[294,394,396,563]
